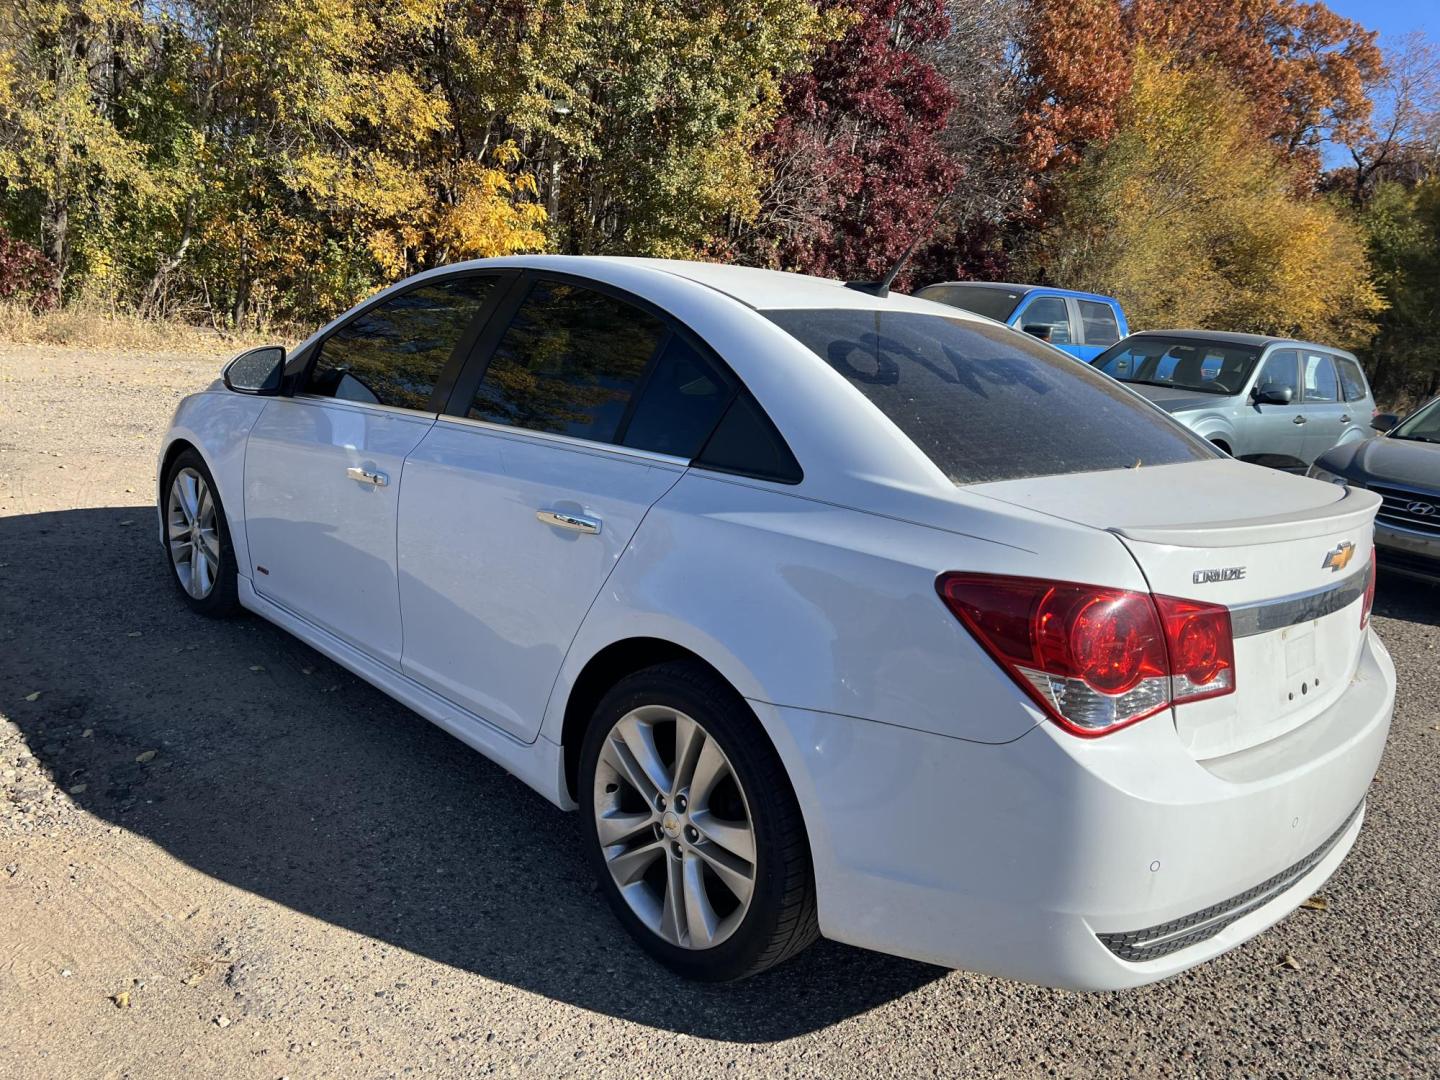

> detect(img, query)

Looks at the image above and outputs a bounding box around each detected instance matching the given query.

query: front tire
[579,660,819,981]
[162,449,239,617]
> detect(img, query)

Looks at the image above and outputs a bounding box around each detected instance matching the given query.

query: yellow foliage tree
[1030,50,1384,347]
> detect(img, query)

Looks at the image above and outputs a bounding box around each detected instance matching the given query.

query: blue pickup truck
[913,281,1129,362]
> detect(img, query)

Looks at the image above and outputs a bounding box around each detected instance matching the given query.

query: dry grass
[0,301,272,354]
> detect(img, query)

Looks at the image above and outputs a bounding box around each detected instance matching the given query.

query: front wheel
[579,661,818,980]
[162,449,240,617]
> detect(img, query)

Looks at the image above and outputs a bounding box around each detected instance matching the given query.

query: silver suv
[1091,330,1376,470]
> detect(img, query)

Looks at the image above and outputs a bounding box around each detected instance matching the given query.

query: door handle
[346,466,389,487]
[1292,415,1307,425]
[536,510,601,535]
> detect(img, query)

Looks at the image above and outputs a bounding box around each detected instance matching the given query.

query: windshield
[1390,398,1440,443]
[1091,337,1261,396]
[763,308,1215,485]
[913,284,1024,323]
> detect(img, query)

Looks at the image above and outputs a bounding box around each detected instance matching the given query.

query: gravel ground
[0,343,1437,1079]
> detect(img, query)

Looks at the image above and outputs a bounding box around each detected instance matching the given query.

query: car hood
[1320,435,1440,491]
[1120,384,1232,412]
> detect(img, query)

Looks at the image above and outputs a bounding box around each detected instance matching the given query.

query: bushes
[0,229,57,311]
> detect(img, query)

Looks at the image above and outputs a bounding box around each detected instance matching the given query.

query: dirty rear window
[763,308,1216,485]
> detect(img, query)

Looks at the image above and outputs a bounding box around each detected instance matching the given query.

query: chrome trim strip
[1228,560,1370,638]
[433,414,692,467]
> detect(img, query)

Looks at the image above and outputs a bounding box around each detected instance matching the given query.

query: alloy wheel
[167,467,220,599]
[592,705,757,950]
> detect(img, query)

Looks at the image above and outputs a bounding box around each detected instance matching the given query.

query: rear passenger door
[1298,350,1347,462]
[396,275,738,741]
[1332,354,1373,444]
[1072,299,1122,362]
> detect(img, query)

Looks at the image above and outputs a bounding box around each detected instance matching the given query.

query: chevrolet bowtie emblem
[1322,541,1355,573]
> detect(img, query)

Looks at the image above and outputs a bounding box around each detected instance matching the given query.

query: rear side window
[306,276,495,409]
[914,284,1024,323]
[763,308,1214,485]
[1016,296,1073,345]
[1077,300,1120,346]
[694,390,802,484]
[470,280,666,442]
[1334,356,1369,402]
[621,336,735,458]
[1301,352,1339,403]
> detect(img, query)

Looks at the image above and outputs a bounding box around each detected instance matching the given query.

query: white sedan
[157,256,1394,986]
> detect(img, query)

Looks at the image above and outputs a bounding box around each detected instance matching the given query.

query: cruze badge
[1192,567,1246,584]
[1322,541,1355,573]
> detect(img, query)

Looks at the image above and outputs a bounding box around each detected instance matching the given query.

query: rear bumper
[757,632,1394,990]
[1374,519,1440,583]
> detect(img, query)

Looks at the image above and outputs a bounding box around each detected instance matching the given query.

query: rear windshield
[1092,336,1261,396]
[764,308,1216,485]
[913,284,1023,323]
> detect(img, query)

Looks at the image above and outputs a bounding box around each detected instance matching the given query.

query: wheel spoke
[191,543,211,597]
[681,852,719,947]
[179,473,199,520]
[606,837,665,885]
[167,517,190,540]
[600,737,661,805]
[196,486,214,529]
[688,736,728,810]
[671,714,705,795]
[595,808,654,848]
[659,852,686,945]
[614,715,673,797]
[199,528,220,562]
[691,839,754,908]
[690,809,756,864]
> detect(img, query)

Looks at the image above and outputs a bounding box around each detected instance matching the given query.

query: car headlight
[1306,464,1348,486]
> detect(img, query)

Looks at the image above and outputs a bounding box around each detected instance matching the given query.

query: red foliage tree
[737,0,958,284]
[0,228,59,311]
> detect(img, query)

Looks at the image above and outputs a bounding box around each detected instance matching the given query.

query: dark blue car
[913,282,1129,361]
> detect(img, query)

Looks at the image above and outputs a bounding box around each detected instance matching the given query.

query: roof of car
[1127,328,1357,356]
[916,281,1120,304]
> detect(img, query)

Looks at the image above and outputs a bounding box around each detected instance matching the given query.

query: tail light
[936,573,1235,738]
[1361,555,1377,629]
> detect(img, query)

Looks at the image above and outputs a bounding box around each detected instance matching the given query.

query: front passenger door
[1243,349,1307,470]
[243,274,500,665]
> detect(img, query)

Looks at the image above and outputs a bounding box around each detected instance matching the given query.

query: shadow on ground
[0,506,942,1041]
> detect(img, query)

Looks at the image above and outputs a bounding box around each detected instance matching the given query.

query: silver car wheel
[167,467,219,599]
[593,705,757,950]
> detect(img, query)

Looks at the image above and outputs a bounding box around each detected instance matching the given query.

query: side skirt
[238,576,571,809]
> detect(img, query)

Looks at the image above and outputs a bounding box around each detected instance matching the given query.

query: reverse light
[1361,556,1377,629]
[936,573,1236,738]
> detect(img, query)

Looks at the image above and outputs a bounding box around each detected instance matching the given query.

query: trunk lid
[969,460,1380,760]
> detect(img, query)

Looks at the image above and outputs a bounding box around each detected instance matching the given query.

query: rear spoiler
[1113,486,1382,548]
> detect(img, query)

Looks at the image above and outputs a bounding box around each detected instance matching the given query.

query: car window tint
[1077,300,1120,346]
[1256,350,1299,399]
[764,309,1214,485]
[693,389,802,483]
[470,280,666,442]
[306,276,494,410]
[1302,352,1339,403]
[914,285,1024,322]
[621,336,735,458]
[1017,296,1072,344]
[1093,337,1259,395]
[1334,356,1368,402]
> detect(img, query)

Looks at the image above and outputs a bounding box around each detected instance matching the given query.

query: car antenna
[845,192,954,299]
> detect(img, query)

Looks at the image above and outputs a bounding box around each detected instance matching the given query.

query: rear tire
[579,660,819,981]
[162,448,240,617]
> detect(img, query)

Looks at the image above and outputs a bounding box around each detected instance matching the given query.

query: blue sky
[1326,0,1433,44]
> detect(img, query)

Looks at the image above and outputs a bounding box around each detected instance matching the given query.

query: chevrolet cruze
[157,256,1394,985]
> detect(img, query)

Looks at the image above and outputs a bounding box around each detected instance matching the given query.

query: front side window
[1016,296,1073,344]
[1255,350,1300,400]
[469,280,666,442]
[305,276,495,410]
[764,308,1214,485]
[1334,355,1368,402]
[1390,398,1440,444]
[1077,300,1120,346]
[1301,352,1339,403]
[1093,337,1260,396]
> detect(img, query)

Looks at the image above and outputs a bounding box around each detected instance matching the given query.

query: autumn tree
[1028,51,1383,346]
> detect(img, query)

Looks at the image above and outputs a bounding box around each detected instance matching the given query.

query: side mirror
[1371,412,1399,433]
[223,345,286,395]
[1022,324,1052,340]
[1252,384,1293,406]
